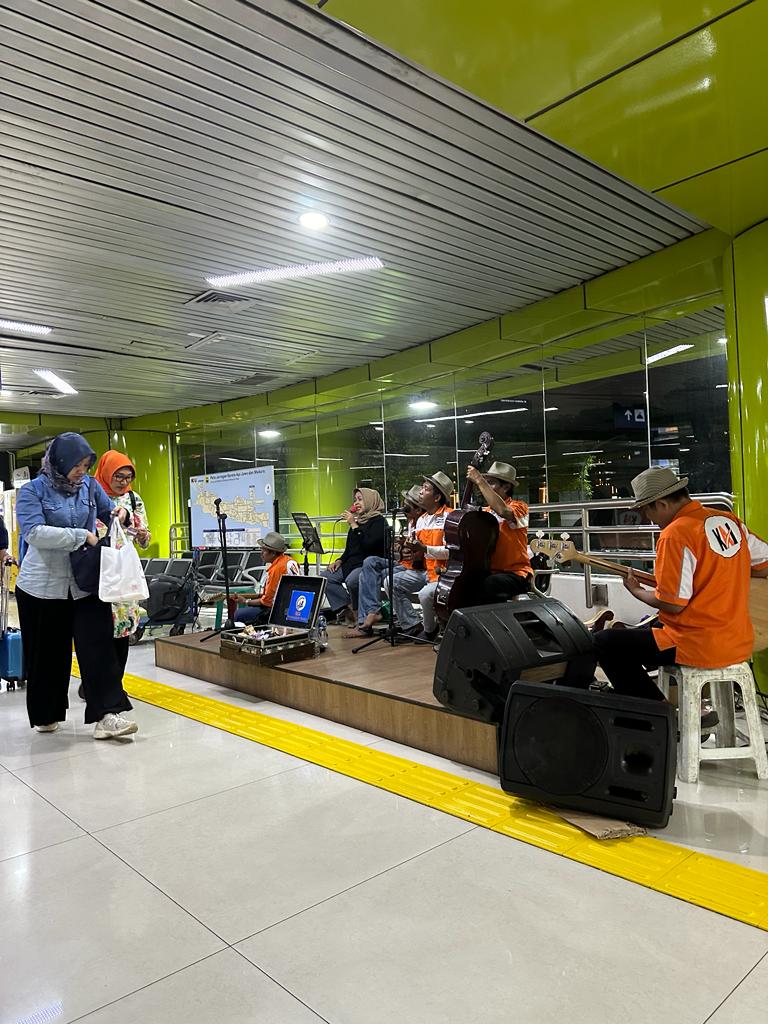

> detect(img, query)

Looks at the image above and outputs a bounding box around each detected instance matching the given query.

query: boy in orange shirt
[594,467,768,701]
[235,531,300,627]
[467,460,532,601]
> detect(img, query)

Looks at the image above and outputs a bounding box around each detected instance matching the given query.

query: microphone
[337,505,357,521]
[213,497,222,509]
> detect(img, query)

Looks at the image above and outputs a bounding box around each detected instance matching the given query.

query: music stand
[291,512,324,576]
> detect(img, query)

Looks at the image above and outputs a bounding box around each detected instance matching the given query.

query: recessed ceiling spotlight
[1,319,52,336]
[298,211,330,231]
[425,423,436,428]
[206,256,383,289]
[463,419,474,424]
[258,429,281,439]
[34,369,77,395]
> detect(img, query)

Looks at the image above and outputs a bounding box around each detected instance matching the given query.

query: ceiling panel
[0,0,705,423]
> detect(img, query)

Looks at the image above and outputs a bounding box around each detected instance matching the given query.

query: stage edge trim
[72,663,768,931]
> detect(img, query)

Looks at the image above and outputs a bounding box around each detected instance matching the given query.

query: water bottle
[315,614,329,651]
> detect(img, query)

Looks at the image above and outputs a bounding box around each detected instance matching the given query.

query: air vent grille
[185,290,256,313]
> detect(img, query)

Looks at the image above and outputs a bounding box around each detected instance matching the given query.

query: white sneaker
[93,713,139,740]
[35,723,59,733]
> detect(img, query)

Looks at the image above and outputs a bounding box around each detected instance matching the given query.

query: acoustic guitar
[434,431,498,623]
[531,536,768,653]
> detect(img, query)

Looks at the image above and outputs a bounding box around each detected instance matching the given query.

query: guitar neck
[571,552,656,586]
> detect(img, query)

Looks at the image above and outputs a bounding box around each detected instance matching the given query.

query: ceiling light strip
[33,369,77,395]
[206,257,384,289]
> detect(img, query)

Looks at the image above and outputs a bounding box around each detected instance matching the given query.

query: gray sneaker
[93,714,138,740]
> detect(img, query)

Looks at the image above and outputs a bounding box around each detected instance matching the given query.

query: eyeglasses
[112,473,134,483]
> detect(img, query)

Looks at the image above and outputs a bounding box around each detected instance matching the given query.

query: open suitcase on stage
[0,562,25,691]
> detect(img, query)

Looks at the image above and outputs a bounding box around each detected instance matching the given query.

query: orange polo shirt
[257,552,301,608]
[487,498,532,576]
[416,505,451,582]
[652,501,768,667]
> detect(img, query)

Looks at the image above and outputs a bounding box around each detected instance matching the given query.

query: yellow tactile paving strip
[72,663,768,931]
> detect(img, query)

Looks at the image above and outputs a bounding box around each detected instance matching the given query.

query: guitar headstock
[529,533,579,566]
[470,431,494,468]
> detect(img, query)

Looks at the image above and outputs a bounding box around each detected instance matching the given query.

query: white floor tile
[15,723,304,832]
[0,772,84,861]
[707,952,768,1023]
[239,828,768,1024]
[0,835,223,1024]
[76,948,326,1023]
[0,686,202,773]
[98,763,474,943]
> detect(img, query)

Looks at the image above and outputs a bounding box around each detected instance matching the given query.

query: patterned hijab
[354,487,384,525]
[40,432,96,496]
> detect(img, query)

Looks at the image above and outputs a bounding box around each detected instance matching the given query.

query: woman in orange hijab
[93,450,151,548]
[84,451,153,699]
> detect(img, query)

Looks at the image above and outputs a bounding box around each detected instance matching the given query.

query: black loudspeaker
[500,682,676,828]
[433,599,595,724]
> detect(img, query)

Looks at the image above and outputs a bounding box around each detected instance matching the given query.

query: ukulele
[434,432,498,623]
[531,535,768,653]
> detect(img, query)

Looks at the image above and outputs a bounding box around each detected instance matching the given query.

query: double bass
[434,432,499,623]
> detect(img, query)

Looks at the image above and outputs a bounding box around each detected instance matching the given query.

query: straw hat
[257,530,287,552]
[421,471,454,503]
[401,485,425,509]
[630,467,689,509]
[484,460,516,486]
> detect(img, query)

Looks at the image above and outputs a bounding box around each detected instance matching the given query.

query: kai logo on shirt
[705,515,743,558]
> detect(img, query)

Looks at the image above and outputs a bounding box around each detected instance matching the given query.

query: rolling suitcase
[0,561,25,691]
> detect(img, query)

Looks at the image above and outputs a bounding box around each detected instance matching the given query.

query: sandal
[343,626,373,638]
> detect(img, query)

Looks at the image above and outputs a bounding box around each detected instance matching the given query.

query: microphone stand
[352,507,432,654]
[200,497,236,642]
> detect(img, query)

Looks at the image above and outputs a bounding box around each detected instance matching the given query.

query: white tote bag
[99,520,150,604]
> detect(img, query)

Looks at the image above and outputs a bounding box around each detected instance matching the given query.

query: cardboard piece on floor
[552,807,647,840]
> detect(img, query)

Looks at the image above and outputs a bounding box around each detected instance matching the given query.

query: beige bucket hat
[401,484,425,509]
[484,460,517,486]
[421,471,455,504]
[257,530,287,552]
[630,467,689,509]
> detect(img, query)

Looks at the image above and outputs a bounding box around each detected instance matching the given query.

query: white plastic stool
[658,662,768,784]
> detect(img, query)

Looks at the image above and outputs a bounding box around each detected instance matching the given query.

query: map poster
[189,466,276,548]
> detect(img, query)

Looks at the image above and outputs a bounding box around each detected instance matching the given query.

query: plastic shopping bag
[99,520,150,604]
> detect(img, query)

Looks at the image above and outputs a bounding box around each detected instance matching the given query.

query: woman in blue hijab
[15,432,138,739]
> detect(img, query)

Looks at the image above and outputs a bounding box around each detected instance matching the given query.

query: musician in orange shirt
[467,461,533,601]
[594,467,768,702]
[234,531,300,627]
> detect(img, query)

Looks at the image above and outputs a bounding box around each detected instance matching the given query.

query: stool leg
[710,679,737,747]
[737,675,768,780]
[658,667,672,700]
[679,679,702,784]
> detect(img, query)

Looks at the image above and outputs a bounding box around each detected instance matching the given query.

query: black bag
[69,479,108,595]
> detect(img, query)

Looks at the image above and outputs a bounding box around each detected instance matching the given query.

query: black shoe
[414,626,439,643]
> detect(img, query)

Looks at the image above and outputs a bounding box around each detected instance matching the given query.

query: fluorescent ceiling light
[298,211,330,231]
[511,452,545,459]
[350,466,384,470]
[414,407,527,423]
[718,337,727,344]
[207,256,383,289]
[560,449,604,456]
[0,389,14,398]
[426,423,436,428]
[374,426,384,432]
[258,429,281,439]
[368,421,384,426]
[463,419,474,424]
[646,344,694,365]
[34,369,77,395]
[0,319,52,336]
[318,457,344,461]
[409,400,437,412]
[715,383,728,389]
[219,457,251,463]
[544,406,558,412]
[387,453,429,458]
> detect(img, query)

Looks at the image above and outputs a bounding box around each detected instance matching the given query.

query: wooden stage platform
[154,630,499,774]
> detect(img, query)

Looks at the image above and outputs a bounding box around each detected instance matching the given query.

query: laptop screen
[269,575,326,630]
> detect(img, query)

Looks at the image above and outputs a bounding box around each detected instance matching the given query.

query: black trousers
[16,587,132,727]
[482,572,532,602]
[593,625,677,702]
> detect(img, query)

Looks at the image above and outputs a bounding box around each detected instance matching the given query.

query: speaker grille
[513,698,609,795]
